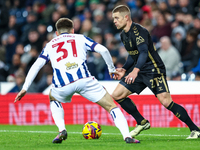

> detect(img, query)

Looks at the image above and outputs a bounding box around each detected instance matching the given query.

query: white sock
[50,101,66,132]
[110,107,131,140]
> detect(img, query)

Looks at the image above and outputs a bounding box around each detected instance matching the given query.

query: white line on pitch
[0,130,187,137]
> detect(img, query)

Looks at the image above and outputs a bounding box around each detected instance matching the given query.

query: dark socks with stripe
[167,101,200,131]
[115,97,145,125]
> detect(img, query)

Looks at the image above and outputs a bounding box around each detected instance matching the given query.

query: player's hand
[125,68,140,84]
[112,68,126,80]
[109,71,120,79]
[14,89,26,103]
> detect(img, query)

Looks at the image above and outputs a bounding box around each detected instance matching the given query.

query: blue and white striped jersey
[22,32,115,91]
[40,33,98,87]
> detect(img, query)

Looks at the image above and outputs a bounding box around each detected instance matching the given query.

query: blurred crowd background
[0,0,200,93]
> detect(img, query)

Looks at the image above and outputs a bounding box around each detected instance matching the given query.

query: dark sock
[167,101,199,131]
[115,97,145,125]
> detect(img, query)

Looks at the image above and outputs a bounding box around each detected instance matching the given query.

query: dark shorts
[120,72,170,96]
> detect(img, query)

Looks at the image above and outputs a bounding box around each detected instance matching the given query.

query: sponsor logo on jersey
[128,50,138,55]
[65,62,78,70]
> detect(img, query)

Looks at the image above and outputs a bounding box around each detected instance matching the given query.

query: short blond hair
[112,5,131,18]
[55,18,74,34]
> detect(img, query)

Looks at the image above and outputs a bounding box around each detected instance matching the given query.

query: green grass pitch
[0,125,199,150]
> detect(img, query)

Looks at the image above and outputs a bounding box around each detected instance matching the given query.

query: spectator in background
[118,45,128,59]
[20,11,39,44]
[9,68,37,93]
[158,0,168,12]
[181,29,198,72]
[9,0,27,24]
[74,0,86,21]
[5,30,19,67]
[139,5,152,26]
[37,21,48,41]
[0,0,9,44]
[105,8,119,35]
[83,8,92,21]
[105,37,119,59]
[168,0,180,15]
[7,54,21,76]
[178,0,194,15]
[32,1,46,21]
[171,26,186,53]
[131,0,146,22]
[0,33,8,63]
[36,63,53,92]
[183,13,194,32]
[72,16,82,34]
[15,43,25,56]
[171,10,185,29]
[88,32,107,80]
[89,0,100,13]
[56,4,69,18]
[21,46,39,74]
[93,9,109,36]
[158,36,182,80]
[41,0,57,23]
[23,29,43,54]
[151,11,172,42]
[187,34,200,74]
[66,0,76,18]
[163,10,174,23]
[8,15,22,39]
[0,33,8,81]
[48,10,61,32]
[80,19,95,39]
[193,17,200,33]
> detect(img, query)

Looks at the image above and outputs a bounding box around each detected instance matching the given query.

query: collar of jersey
[60,32,69,35]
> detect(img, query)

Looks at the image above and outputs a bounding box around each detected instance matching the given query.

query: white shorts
[50,76,106,103]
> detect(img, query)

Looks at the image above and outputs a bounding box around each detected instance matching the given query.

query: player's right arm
[14,46,50,102]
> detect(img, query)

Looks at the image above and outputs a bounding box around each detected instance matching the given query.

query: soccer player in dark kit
[111,5,200,139]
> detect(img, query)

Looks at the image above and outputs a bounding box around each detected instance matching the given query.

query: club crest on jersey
[65,62,78,70]
[136,36,145,45]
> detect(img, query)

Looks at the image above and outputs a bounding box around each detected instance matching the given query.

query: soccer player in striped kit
[14,18,140,144]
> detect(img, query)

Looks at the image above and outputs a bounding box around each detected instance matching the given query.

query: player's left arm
[94,44,118,78]
[125,28,149,84]
[125,44,148,83]
[84,35,118,78]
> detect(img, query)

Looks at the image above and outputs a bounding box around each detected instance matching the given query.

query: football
[82,121,102,139]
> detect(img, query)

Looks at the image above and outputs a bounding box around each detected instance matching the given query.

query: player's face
[112,12,127,30]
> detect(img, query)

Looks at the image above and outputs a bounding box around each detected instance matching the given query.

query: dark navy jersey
[120,22,166,74]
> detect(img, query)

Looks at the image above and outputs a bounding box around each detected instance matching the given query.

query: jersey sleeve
[135,27,149,47]
[39,45,50,64]
[93,44,116,73]
[83,35,98,52]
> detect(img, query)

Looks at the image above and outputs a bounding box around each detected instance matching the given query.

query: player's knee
[97,92,117,112]
[112,92,123,101]
[157,92,172,108]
